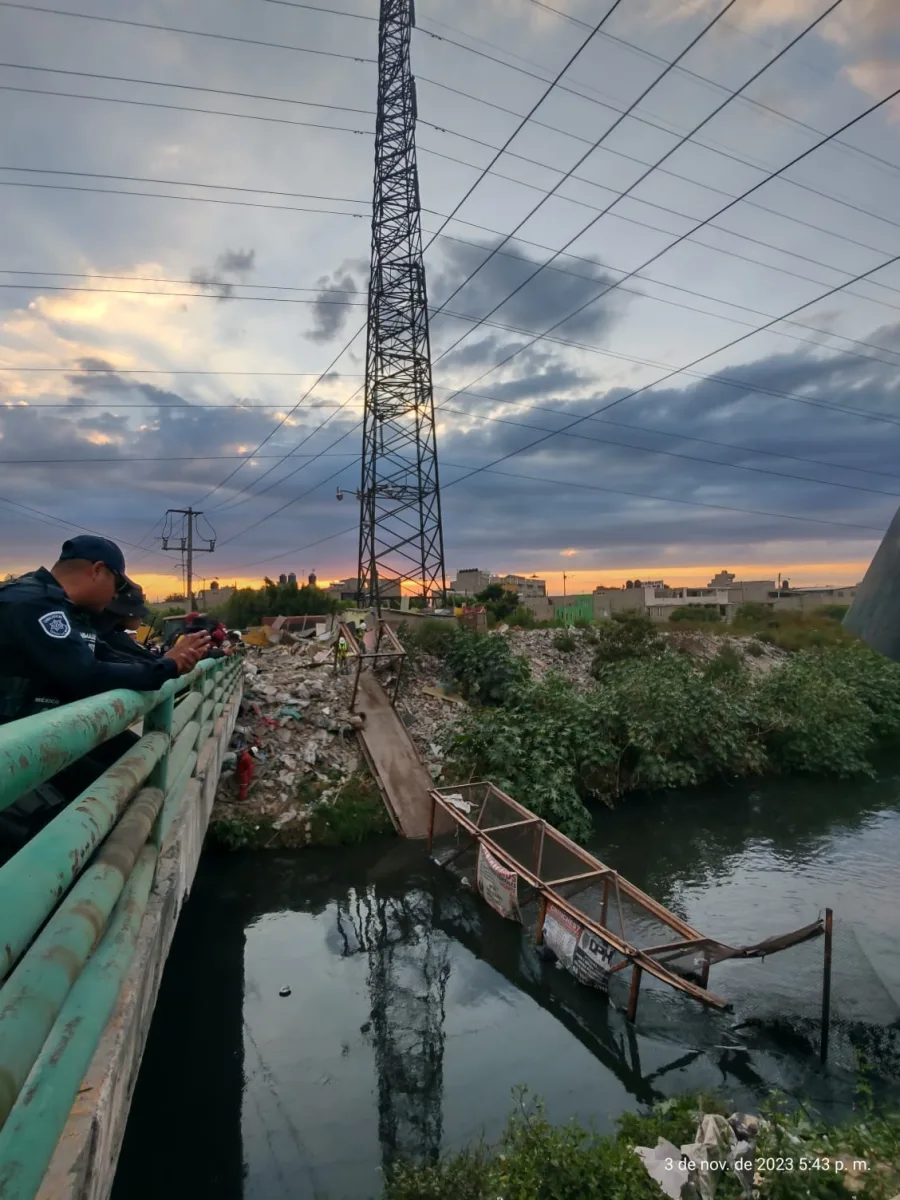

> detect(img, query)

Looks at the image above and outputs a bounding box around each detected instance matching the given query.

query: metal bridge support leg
[627,964,643,1023]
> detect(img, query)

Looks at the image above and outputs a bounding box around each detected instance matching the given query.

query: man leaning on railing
[0,535,211,846]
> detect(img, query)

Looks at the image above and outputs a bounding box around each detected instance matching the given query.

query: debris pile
[214,637,366,841]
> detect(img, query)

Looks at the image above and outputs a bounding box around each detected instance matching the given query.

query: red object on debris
[236,749,255,800]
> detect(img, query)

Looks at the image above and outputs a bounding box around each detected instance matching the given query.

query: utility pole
[162,508,215,609]
[356,0,447,612]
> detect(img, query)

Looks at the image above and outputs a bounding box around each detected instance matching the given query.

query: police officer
[0,535,208,724]
[95,583,157,664]
[0,536,210,850]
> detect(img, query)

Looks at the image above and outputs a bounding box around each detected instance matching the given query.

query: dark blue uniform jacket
[0,568,177,724]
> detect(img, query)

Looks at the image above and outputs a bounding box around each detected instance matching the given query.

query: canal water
[114,774,900,1200]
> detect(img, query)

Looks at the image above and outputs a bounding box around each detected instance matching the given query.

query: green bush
[552,631,577,653]
[817,603,851,621]
[591,610,662,671]
[385,1092,900,1200]
[669,605,723,623]
[704,644,745,681]
[308,773,392,845]
[406,618,458,658]
[441,628,530,706]
[732,604,857,652]
[444,645,900,842]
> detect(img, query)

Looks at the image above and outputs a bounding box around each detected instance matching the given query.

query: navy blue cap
[59,536,135,589]
[106,582,150,619]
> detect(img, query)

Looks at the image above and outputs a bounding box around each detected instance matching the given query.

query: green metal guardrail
[0,654,242,1199]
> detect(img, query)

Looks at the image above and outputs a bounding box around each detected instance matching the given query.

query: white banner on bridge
[476,845,521,922]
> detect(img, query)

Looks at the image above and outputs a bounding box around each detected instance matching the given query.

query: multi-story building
[450,568,492,596]
[493,573,547,598]
[325,577,401,602]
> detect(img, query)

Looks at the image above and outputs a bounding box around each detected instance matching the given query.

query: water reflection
[114,774,900,1200]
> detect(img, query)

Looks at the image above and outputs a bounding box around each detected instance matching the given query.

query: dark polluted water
[114,773,900,1200]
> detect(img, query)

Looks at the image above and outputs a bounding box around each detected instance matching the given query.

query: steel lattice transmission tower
[357,0,446,610]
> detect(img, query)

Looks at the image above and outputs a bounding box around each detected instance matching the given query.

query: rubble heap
[214,639,367,842]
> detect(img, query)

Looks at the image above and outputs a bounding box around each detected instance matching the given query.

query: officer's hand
[164,631,211,674]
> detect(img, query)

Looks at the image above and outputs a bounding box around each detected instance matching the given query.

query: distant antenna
[356,0,446,611]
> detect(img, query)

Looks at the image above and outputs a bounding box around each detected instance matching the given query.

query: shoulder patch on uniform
[38,610,72,639]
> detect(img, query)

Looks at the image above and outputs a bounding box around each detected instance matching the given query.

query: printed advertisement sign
[542,903,617,991]
[476,845,521,921]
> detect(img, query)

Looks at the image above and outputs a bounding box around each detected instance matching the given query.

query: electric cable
[192,0,628,510]
[430,0,847,371]
[0,3,376,61]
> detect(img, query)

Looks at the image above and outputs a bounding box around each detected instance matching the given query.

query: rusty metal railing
[334,619,406,710]
[0,654,242,1198]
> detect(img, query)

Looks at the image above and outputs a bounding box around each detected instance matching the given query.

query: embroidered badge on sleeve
[38,611,72,639]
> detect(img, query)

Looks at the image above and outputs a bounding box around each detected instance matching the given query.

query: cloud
[189,247,257,301]
[560,548,578,557]
[843,58,900,116]
[304,259,366,344]
[430,237,625,346]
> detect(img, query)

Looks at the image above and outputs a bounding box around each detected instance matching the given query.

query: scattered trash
[421,685,465,705]
[236,749,255,801]
[275,706,305,722]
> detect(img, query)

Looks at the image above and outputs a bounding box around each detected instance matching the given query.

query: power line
[9,60,900,264]
[415,0,626,254]
[517,0,900,183]
[430,0,847,372]
[0,3,376,61]
[0,402,347,409]
[440,235,900,501]
[424,69,900,470]
[8,0,898,229]
[7,195,900,370]
[442,461,886,534]
[0,269,368,295]
[6,368,900,488]
[0,166,368,206]
[6,276,900,430]
[198,0,630,514]
[0,494,182,562]
[0,82,374,136]
[0,366,365,376]
[414,83,900,267]
[435,0,745,317]
[433,402,900,500]
[0,60,375,119]
[0,281,366,304]
[0,180,368,219]
[217,447,886,573]
[261,0,376,19]
[0,452,357,463]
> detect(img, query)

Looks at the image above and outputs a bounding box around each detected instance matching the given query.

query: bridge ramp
[355,672,445,839]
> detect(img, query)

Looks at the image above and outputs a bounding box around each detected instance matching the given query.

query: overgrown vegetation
[732,603,856,652]
[307,772,393,845]
[670,604,723,623]
[384,1091,900,1200]
[217,576,341,628]
[590,610,664,670]
[405,618,900,841]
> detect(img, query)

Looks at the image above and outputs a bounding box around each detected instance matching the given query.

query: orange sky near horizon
[116,558,870,603]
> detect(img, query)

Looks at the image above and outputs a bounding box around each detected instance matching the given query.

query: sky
[1,0,900,600]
